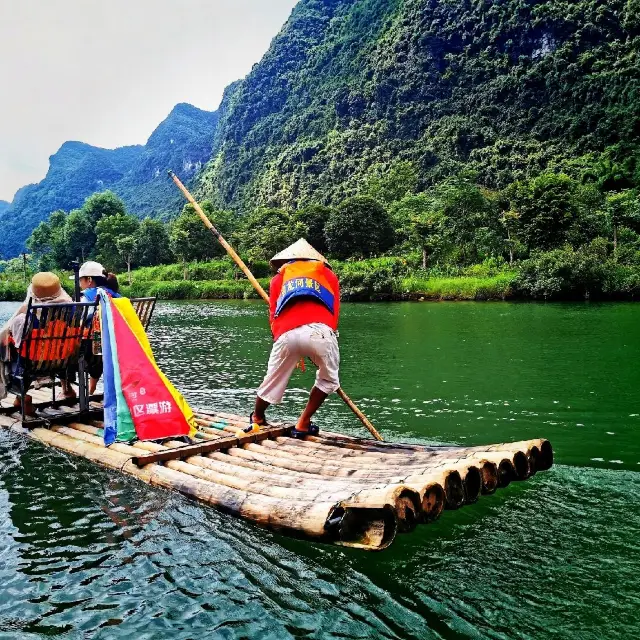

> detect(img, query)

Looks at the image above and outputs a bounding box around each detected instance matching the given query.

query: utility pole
[21,253,27,284]
[71,260,81,302]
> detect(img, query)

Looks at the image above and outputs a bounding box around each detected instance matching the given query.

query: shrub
[334,258,404,300]
[514,240,609,299]
[325,197,395,259]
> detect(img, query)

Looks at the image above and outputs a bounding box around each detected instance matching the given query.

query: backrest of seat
[129,297,157,331]
[18,301,97,377]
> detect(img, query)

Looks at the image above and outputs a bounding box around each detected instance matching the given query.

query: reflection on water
[0,300,639,638]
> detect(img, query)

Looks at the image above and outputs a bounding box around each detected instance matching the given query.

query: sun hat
[31,272,63,299]
[270,239,328,267]
[69,261,105,280]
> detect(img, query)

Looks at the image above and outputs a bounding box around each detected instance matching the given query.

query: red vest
[274,260,337,317]
[269,261,340,341]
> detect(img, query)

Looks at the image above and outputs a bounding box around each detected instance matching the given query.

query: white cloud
[0,0,298,200]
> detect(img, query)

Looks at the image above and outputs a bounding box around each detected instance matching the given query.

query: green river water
[0,300,639,639]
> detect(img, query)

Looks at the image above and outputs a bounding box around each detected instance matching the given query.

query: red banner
[110,302,191,441]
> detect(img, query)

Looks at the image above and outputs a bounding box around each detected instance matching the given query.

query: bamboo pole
[168,170,383,442]
[168,171,269,304]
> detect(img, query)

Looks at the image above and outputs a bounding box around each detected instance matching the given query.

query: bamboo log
[61,424,423,533]
[221,445,466,509]
[263,436,499,493]
[27,424,396,550]
[243,439,486,503]
[283,436,533,481]
[306,431,551,472]
[263,437,497,474]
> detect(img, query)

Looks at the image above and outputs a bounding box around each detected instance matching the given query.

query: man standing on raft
[251,239,341,438]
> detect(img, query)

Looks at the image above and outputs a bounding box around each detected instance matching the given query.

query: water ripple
[1,300,640,637]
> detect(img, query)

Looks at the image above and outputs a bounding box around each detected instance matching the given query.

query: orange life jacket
[274,260,337,318]
[19,320,84,362]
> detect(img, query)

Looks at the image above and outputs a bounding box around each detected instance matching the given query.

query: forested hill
[0,103,218,258]
[196,0,640,209]
[0,201,9,216]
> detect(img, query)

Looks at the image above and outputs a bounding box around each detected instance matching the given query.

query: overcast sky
[0,0,299,202]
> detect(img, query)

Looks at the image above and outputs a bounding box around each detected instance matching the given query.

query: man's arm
[329,269,340,324]
[268,273,282,332]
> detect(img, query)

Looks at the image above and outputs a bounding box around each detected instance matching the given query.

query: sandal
[290,423,320,439]
[246,412,268,433]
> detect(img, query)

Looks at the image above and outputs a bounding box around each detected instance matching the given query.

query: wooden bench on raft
[0,296,158,425]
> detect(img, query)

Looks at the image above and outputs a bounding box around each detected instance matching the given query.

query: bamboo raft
[0,387,553,551]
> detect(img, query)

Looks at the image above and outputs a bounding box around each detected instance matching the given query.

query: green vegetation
[10,167,640,303]
[198,0,640,211]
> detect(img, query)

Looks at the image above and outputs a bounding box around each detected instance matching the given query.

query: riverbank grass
[401,272,517,301]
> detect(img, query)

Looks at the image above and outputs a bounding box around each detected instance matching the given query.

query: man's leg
[60,378,77,399]
[296,386,328,431]
[253,395,271,425]
[254,332,297,424]
[297,324,340,432]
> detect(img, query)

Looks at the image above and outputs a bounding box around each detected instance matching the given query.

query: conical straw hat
[270,238,328,266]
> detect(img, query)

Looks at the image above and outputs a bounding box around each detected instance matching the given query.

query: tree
[168,203,235,279]
[507,174,588,252]
[27,220,52,257]
[82,191,126,225]
[27,220,54,269]
[116,236,137,284]
[96,213,140,271]
[234,208,307,262]
[500,209,521,265]
[294,205,331,254]
[169,202,235,275]
[362,161,419,204]
[391,194,446,269]
[325,197,394,259]
[63,209,95,262]
[26,210,68,269]
[605,191,640,257]
[135,218,174,266]
[589,158,634,193]
[435,178,502,264]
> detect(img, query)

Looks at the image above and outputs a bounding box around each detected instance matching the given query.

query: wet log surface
[0,395,553,551]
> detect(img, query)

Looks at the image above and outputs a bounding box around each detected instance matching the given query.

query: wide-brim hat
[69,261,104,280]
[270,238,328,267]
[32,272,63,299]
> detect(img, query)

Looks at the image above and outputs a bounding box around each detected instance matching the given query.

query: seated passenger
[72,262,122,395]
[105,272,120,295]
[73,261,121,302]
[0,272,72,412]
[1,272,72,349]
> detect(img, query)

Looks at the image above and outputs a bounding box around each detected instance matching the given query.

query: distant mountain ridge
[0,103,218,258]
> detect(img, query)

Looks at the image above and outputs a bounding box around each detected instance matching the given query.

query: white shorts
[257,323,340,404]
